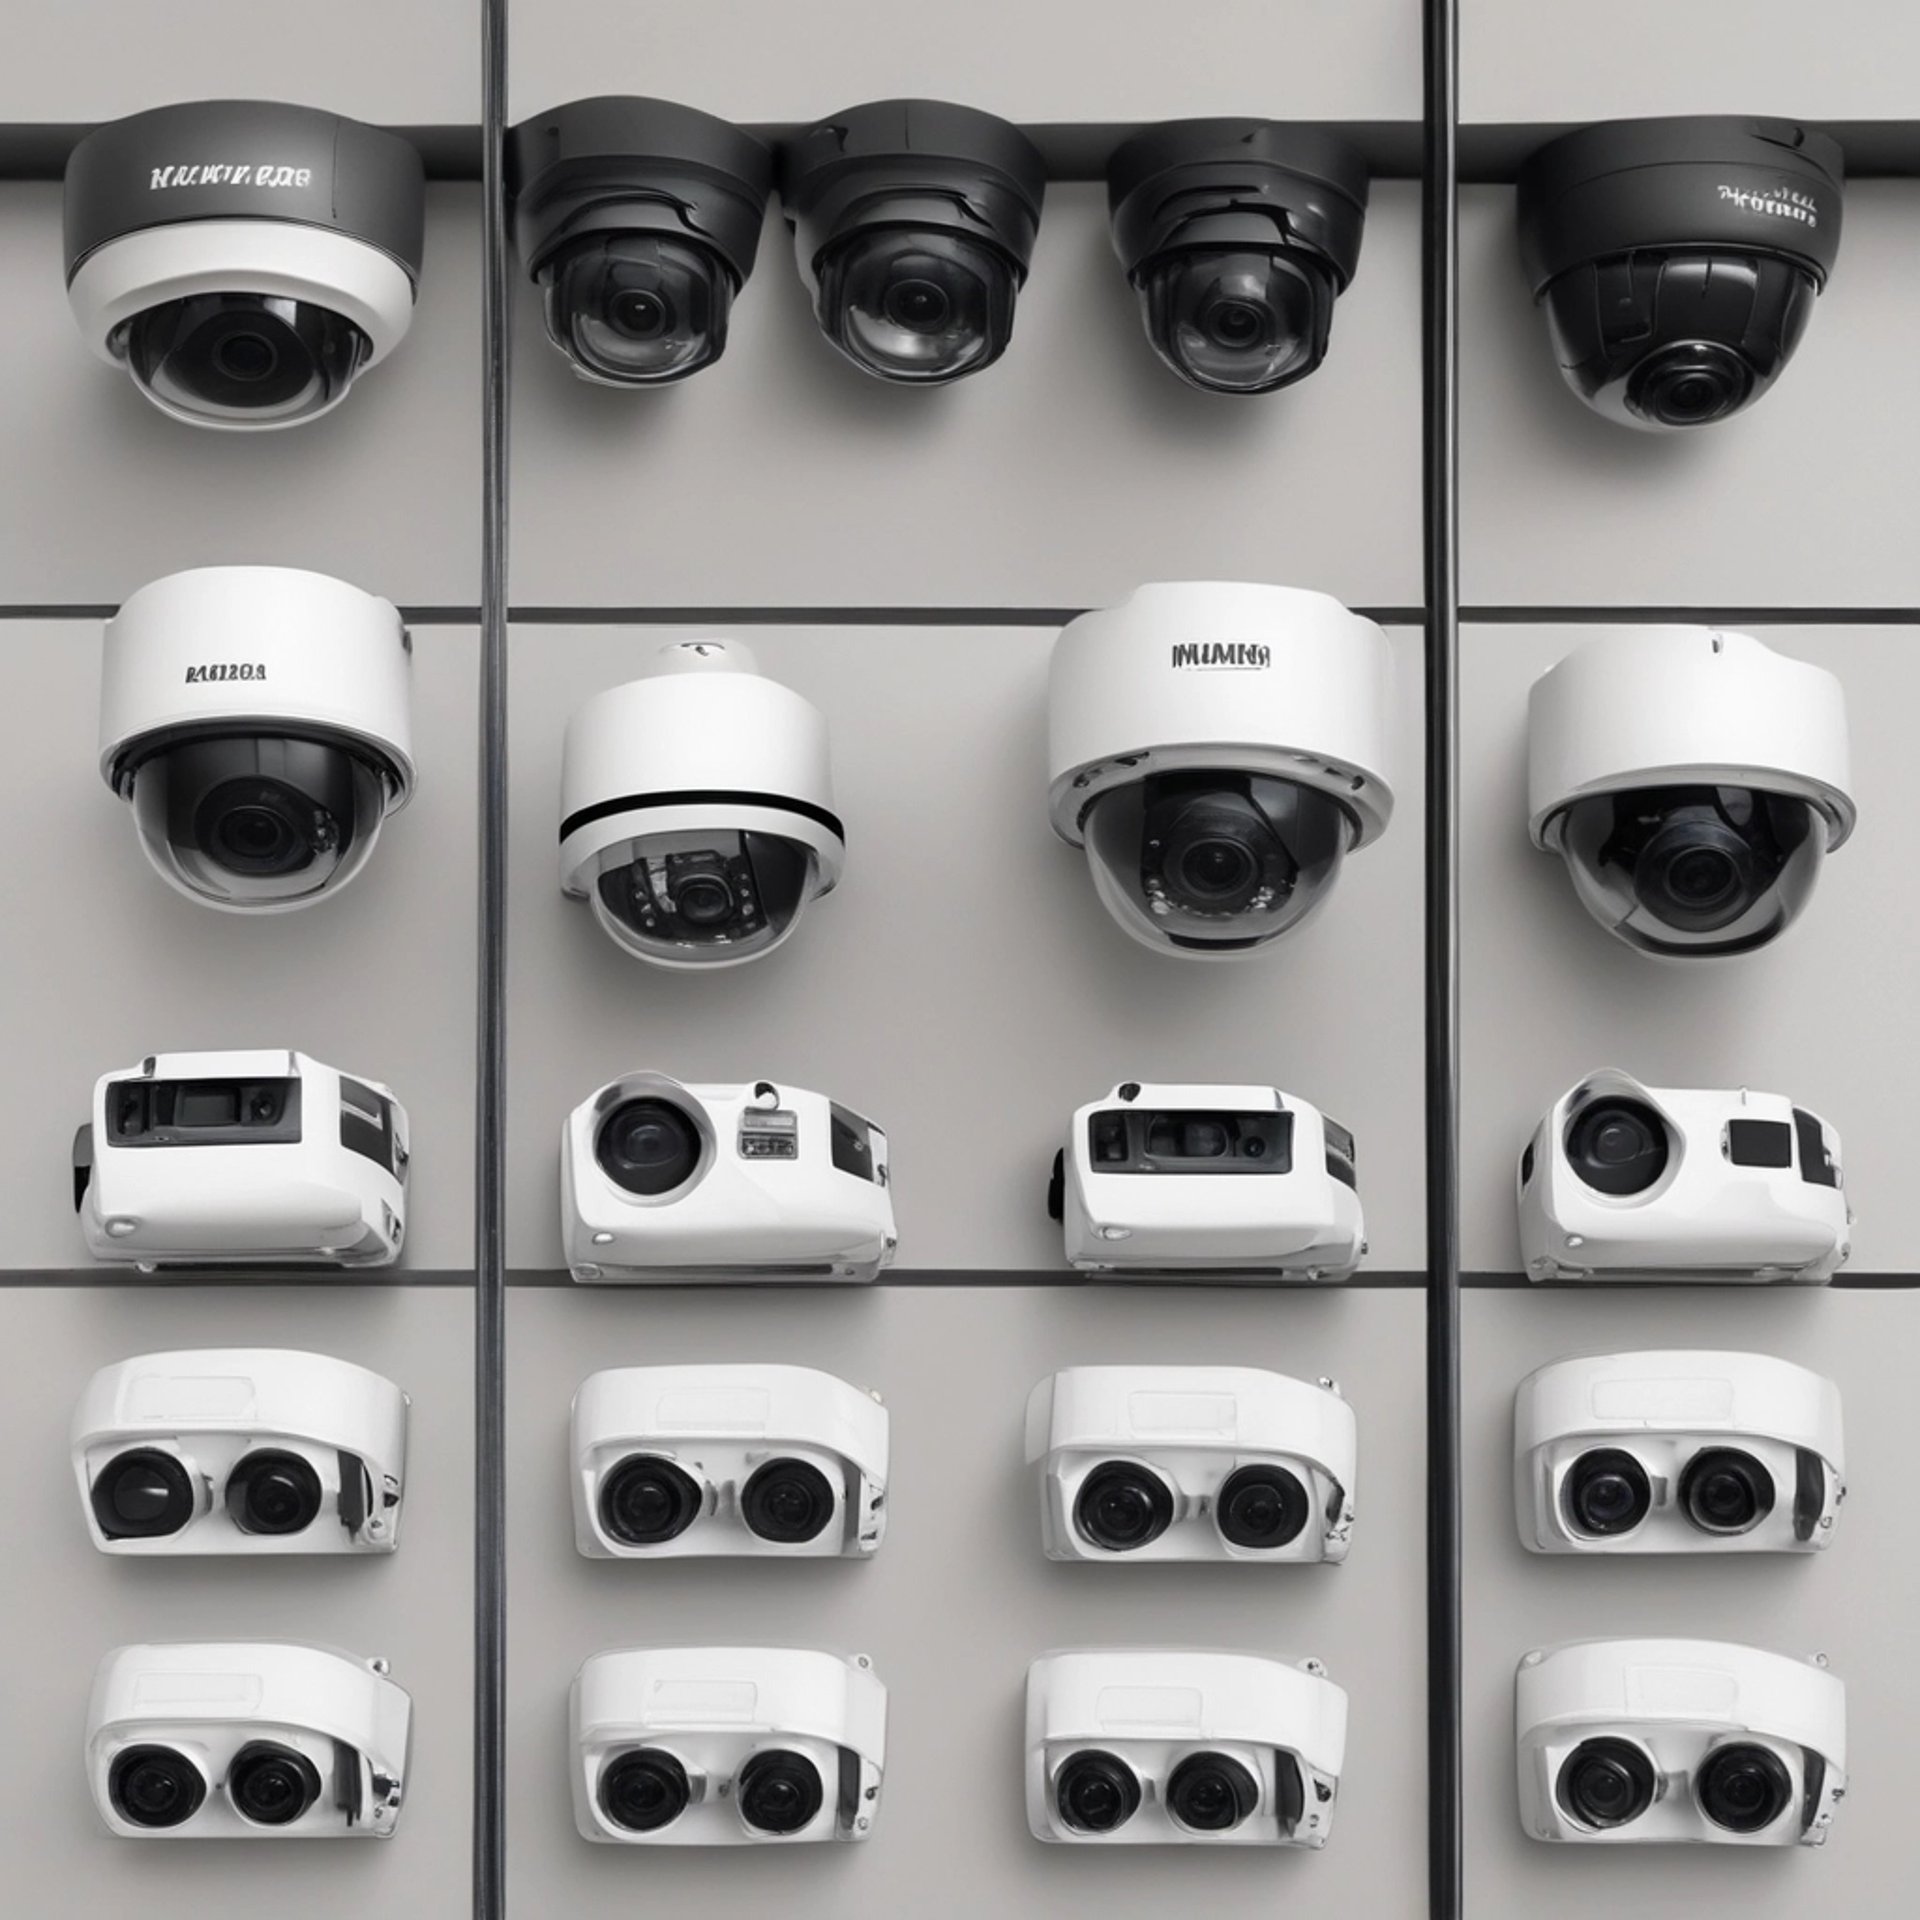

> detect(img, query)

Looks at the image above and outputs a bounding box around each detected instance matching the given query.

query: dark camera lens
[225,1449,324,1536]
[1557,1737,1656,1830]
[227,1741,321,1827]
[1202,298,1269,351]
[1635,816,1760,934]
[1563,1448,1652,1537]
[200,781,322,877]
[1565,1097,1669,1197]
[110,1745,206,1829]
[1055,1750,1141,1833]
[1627,341,1755,429]
[737,1749,824,1835]
[546,234,731,386]
[119,294,368,425]
[1181,1119,1229,1157]
[1170,836,1260,905]
[1166,1752,1261,1833]
[1680,1448,1775,1535]
[883,277,953,332]
[1074,1460,1175,1552]
[674,870,736,927]
[825,230,1016,384]
[599,1455,703,1546]
[1697,1743,1793,1833]
[600,1748,691,1832]
[741,1458,837,1544]
[1144,247,1328,394]
[92,1448,197,1540]
[1216,1463,1311,1550]
[211,330,279,383]
[607,287,671,340]
[595,1098,702,1197]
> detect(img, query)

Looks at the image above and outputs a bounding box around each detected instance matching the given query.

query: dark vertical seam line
[1424,1,1464,1916]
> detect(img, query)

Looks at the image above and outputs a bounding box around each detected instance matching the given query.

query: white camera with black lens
[1026,1649,1346,1847]
[1025,1366,1354,1563]
[573,1364,887,1558]
[64,100,425,429]
[1516,1638,1846,1847]
[1052,1081,1364,1279]
[1517,1070,1848,1284]
[75,1049,409,1272]
[561,1074,894,1283]
[1047,582,1394,959]
[572,1647,886,1845]
[87,1642,412,1839]
[100,566,415,911]
[73,1349,408,1556]
[1529,628,1854,958]
[559,641,843,967]
[1514,1351,1844,1555]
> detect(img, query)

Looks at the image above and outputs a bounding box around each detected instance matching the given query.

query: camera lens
[1055,1750,1141,1834]
[92,1448,197,1540]
[543,234,731,386]
[1216,1463,1311,1550]
[1074,1460,1175,1553]
[673,870,736,927]
[197,778,333,877]
[225,1449,324,1536]
[736,1749,824,1835]
[823,231,1017,384]
[883,277,953,332]
[1564,1097,1669,1197]
[1202,298,1269,351]
[1170,836,1260,906]
[1563,1448,1652,1537]
[594,1097,702,1196]
[1627,342,1755,430]
[599,1455,703,1546]
[110,1745,206,1829]
[118,294,370,427]
[211,330,279,384]
[1166,1752,1261,1833]
[1143,247,1329,395]
[607,287,671,340]
[599,1748,691,1832]
[1556,1737,1656,1831]
[227,1741,321,1827]
[741,1458,837,1545]
[1680,1448,1775,1535]
[1697,1743,1793,1833]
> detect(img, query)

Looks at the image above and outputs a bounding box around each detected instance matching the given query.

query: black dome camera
[1516,115,1844,431]
[507,96,773,387]
[1106,120,1368,395]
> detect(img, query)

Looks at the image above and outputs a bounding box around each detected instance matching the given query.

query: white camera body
[572,1364,888,1559]
[1025,1366,1355,1563]
[571,1646,887,1846]
[1025,1649,1347,1847]
[559,641,844,968]
[100,567,415,912]
[1057,1081,1364,1279]
[1517,1070,1849,1283]
[77,1049,409,1271]
[1514,1351,1845,1555]
[1516,1638,1847,1847]
[562,1074,894,1283]
[73,1349,408,1556]
[1047,582,1394,960]
[87,1641,412,1839]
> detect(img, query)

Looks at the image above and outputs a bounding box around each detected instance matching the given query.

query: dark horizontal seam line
[0,1268,479,1287]
[559,788,845,845]
[502,1266,1434,1289]
[1464,1269,1920,1290]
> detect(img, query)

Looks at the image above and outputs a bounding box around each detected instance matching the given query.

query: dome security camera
[506,96,773,387]
[1516,116,1844,431]
[1528,628,1854,958]
[64,100,426,430]
[99,567,415,912]
[1047,582,1395,959]
[559,641,844,967]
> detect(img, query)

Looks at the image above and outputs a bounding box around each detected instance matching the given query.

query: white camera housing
[1528,628,1855,957]
[571,1646,887,1845]
[1047,581,1394,960]
[73,1349,408,1556]
[1514,1351,1844,1555]
[1517,1069,1849,1284]
[559,641,845,968]
[562,1073,894,1283]
[87,1641,412,1839]
[1026,1649,1347,1847]
[1055,1081,1364,1279]
[1516,1638,1846,1847]
[76,1049,409,1272]
[1025,1366,1355,1563]
[100,566,415,912]
[573,1364,888,1559]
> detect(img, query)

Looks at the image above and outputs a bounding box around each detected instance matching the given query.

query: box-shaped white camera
[1053,1081,1364,1279]
[562,1073,895,1282]
[1514,1351,1844,1555]
[1026,1649,1346,1847]
[76,1049,408,1272]
[87,1641,412,1839]
[1517,1070,1848,1283]
[571,1646,886,1845]
[1516,1638,1846,1847]
[573,1364,887,1558]
[74,1349,408,1555]
[1026,1366,1354,1563]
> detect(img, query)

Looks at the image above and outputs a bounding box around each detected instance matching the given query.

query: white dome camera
[64,100,425,430]
[559,641,844,967]
[1516,1639,1846,1847]
[1528,628,1855,957]
[100,566,415,912]
[1513,1351,1844,1555]
[1047,582,1394,959]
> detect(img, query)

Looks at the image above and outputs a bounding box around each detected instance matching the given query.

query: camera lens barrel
[225,1449,325,1536]
[594,1096,703,1196]
[1556,1736,1657,1831]
[227,1741,322,1827]
[1055,1749,1142,1834]
[1564,1096,1670,1197]
[736,1748,825,1835]
[1680,1448,1776,1536]
[1074,1460,1176,1552]
[599,1454,704,1546]
[1562,1448,1653,1537]
[1165,1751,1261,1833]
[1215,1463,1312,1550]
[1697,1742,1794,1833]
[599,1747,692,1832]
[92,1447,198,1540]
[109,1744,208,1829]
[740,1457,838,1544]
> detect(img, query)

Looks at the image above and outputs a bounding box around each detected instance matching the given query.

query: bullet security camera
[507,96,772,386]
[1106,120,1368,395]
[64,100,425,429]
[780,99,1046,385]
